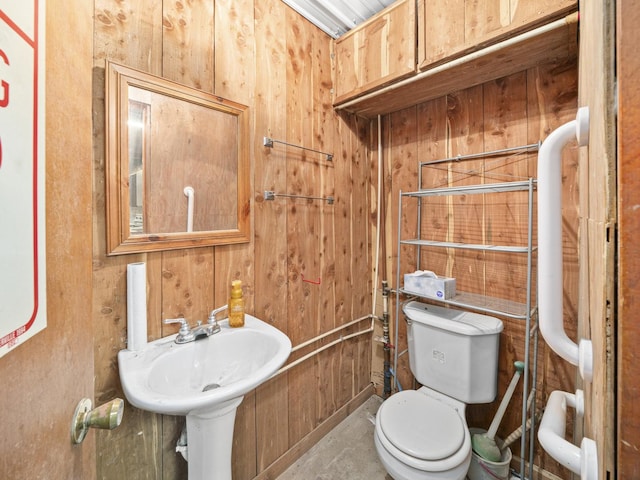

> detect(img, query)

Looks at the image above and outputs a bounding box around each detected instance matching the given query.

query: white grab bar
[184,186,194,232]
[537,106,593,381]
[538,390,598,480]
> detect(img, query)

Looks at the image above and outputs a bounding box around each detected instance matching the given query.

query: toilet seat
[379,390,465,461]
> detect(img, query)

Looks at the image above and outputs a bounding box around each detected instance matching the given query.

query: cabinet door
[333,0,415,104]
[418,0,577,70]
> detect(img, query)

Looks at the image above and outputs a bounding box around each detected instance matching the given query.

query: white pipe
[538,390,598,480]
[274,325,374,376]
[372,115,383,317]
[184,186,194,232]
[291,314,371,352]
[537,107,593,382]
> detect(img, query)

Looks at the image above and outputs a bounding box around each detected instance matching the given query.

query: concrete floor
[276,394,518,480]
[277,395,391,480]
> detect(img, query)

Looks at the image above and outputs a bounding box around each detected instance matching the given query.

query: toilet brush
[472,361,525,462]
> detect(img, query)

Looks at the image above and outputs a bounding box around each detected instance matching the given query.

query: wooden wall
[91,1,371,479]
[0,0,95,478]
[377,57,579,477]
[617,0,640,476]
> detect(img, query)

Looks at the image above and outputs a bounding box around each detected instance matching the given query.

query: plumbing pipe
[184,186,195,232]
[372,115,383,314]
[538,390,598,480]
[273,325,374,377]
[291,314,371,353]
[382,281,391,398]
[537,107,593,382]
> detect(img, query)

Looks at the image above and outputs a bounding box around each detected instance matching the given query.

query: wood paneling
[617,0,640,476]
[0,0,95,478]
[384,59,579,477]
[418,0,577,69]
[93,0,372,479]
[336,12,579,119]
[577,0,616,477]
[162,0,214,92]
[333,0,416,103]
[254,0,290,473]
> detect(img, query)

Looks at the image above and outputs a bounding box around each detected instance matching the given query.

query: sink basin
[118,314,291,416]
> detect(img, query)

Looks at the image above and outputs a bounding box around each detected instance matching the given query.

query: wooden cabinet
[417,0,577,69]
[333,0,415,104]
[332,0,578,112]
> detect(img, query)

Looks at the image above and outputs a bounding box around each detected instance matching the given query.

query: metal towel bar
[264,190,334,205]
[263,136,333,161]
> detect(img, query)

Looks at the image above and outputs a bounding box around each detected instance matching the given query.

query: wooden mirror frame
[105,61,250,255]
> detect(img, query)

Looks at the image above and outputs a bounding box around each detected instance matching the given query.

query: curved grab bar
[184,186,195,233]
[538,390,598,480]
[537,107,593,381]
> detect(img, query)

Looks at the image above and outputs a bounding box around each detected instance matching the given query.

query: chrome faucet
[164,306,225,344]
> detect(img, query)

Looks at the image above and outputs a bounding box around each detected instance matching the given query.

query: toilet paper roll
[127,262,147,351]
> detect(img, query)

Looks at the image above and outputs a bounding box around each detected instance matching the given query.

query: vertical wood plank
[94,0,163,73]
[445,86,485,297]
[162,0,214,92]
[93,1,165,477]
[350,115,373,394]
[617,0,640,476]
[212,2,257,476]
[388,106,418,391]
[579,0,616,477]
[416,97,449,279]
[480,71,531,446]
[333,112,359,404]
[254,0,290,472]
[285,5,319,445]
[314,23,339,425]
[160,249,214,477]
[214,0,255,105]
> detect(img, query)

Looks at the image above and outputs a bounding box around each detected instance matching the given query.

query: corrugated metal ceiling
[281,0,396,38]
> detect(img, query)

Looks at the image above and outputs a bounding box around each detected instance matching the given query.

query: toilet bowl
[374,388,471,480]
[374,301,503,480]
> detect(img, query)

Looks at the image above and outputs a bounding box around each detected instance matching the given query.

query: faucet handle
[164,317,190,334]
[164,317,197,344]
[208,305,228,324]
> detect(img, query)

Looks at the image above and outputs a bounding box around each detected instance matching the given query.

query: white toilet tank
[403,301,503,404]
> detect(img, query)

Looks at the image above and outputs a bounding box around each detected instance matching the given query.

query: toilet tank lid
[403,301,504,335]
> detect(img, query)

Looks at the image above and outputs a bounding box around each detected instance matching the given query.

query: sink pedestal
[185,396,244,480]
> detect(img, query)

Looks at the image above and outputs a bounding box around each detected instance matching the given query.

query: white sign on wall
[0,1,46,357]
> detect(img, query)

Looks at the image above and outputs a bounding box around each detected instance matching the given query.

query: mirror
[105,61,250,255]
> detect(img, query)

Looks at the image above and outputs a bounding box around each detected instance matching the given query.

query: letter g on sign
[0,48,7,169]
[0,49,8,107]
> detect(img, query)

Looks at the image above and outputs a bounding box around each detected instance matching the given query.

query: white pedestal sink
[118,315,291,480]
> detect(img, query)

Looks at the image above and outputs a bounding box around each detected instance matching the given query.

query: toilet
[374,301,504,480]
